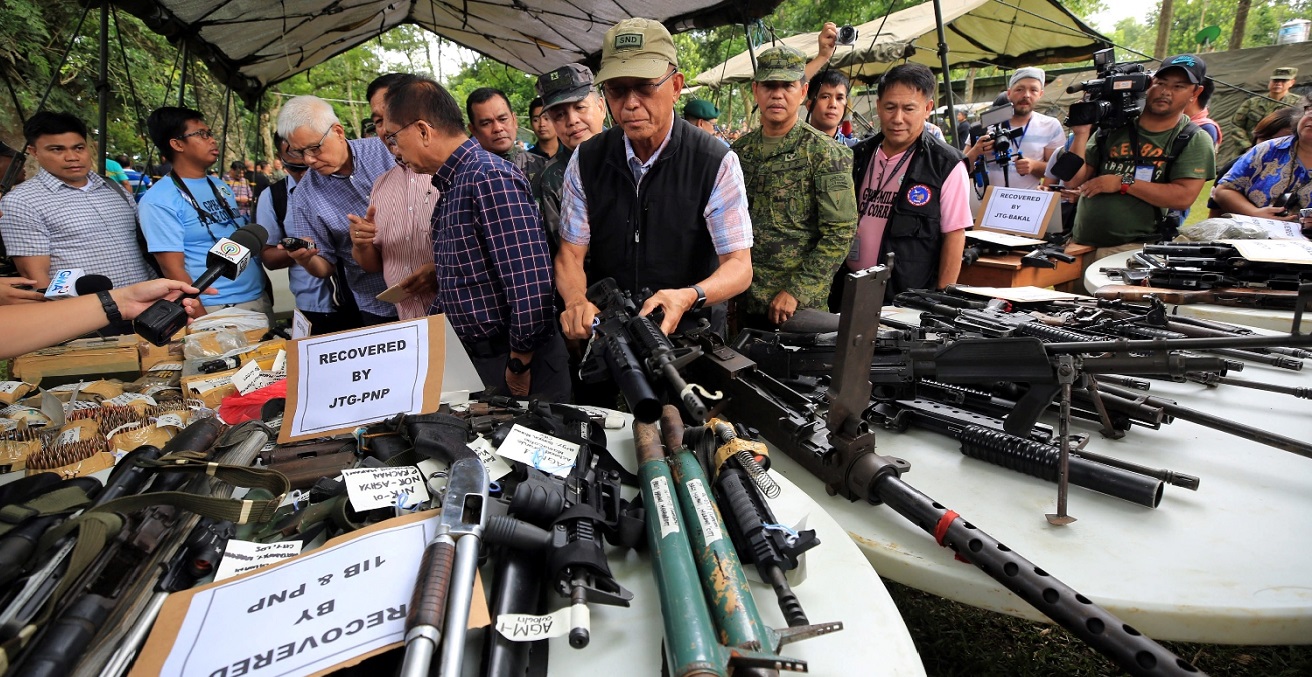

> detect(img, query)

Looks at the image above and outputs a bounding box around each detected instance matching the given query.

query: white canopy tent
[693,0,1107,88]
[114,0,784,107]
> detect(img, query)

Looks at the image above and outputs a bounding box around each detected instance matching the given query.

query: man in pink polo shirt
[836,63,971,303]
[347,73,439,320]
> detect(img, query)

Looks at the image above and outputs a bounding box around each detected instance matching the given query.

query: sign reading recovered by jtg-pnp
[279,316,447,443]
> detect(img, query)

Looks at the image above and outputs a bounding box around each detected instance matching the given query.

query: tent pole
[179,42,188,108]
[931,0,958,147]
[219,85,232,172]
[743,23,758,76]
[98,0,109,174]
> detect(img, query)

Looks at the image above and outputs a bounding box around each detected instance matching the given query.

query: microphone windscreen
[231,223,269,254]
[1050,150,1085,183]
[73,274,113,296]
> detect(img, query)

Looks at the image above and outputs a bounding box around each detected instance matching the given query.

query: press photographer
[963,67,1065,191]
[1065,53,1215,262]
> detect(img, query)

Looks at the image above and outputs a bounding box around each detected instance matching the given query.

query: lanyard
[169,172,244,242]
[869,143,916,198]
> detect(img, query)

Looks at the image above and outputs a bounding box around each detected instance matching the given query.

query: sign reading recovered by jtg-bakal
[279,316,446,443]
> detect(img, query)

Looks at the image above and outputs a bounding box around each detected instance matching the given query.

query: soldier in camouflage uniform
[1218,66,1302,165]
[466,87,547,193]
[733,45,857,331]
[533,63,606,254]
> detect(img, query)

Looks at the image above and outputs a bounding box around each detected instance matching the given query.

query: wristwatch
[1119,174,1135,195]
[507,357,532,375]
[687,284,707,312]
[96,291,122,323]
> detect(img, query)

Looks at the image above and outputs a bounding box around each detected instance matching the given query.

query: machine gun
[679,266,1203,676]
[579,277,718,423]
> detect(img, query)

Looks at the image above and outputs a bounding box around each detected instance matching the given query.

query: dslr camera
[1065,48,1152,130]
[836,25,858,46]
[970,104,1024,167]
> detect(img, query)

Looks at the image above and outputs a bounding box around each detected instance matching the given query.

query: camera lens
[837,25,857,45]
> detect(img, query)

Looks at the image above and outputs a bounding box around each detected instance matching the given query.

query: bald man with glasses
[556,18,753,339]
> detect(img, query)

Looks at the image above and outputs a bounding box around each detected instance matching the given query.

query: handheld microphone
[134,223,268,346]
[44,269,86,299]
[73,274,113,296]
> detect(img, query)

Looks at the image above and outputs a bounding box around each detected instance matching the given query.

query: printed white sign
[287,320,432,439]
[291,309,312,340]
[215,540,303,581]
[146,515,441,677]
[341,466,432,511]
[978,186,1055,237]
[494,425,580,478]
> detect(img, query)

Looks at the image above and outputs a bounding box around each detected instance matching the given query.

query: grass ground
[886,580,1312,676]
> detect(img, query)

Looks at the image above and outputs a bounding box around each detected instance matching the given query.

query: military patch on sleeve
[907,184,933,206]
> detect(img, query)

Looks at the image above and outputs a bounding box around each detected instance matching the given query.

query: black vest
[578,118,728,329]
[851,131,964,295]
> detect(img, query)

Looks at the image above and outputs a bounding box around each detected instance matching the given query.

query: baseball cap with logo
[537,63,595,112]
[1272,67,1299,81]
[1157,54,1206,84]
[753,45,807,82]
[596,18,679,84]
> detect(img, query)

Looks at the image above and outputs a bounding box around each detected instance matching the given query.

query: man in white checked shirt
[0,111,156,290]
[344,73,438,321]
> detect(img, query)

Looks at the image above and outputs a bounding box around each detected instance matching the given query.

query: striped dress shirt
[370,164,438,320]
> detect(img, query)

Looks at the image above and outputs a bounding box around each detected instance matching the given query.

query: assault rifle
[680,266,1203,676]
[580,277,718,423]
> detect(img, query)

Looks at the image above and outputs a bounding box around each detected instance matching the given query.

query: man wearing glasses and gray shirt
[278,95,399,326]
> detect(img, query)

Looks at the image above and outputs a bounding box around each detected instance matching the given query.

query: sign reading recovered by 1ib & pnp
[279,316,446,443]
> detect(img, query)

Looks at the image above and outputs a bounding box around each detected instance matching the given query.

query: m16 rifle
[580,277,718,423]
[681,266,1202,676]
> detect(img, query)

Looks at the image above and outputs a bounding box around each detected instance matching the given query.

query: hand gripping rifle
[400,456,488,677]
[680,266,1205,677]
[580,277,719,423]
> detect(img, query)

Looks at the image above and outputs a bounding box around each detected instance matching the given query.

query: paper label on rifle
[685,478,723,545]
[214,540,302,581]
[342,466,432,511]
[650,475,680,538]
[495,607,573,641]
[495,424,579,478]
[468,436,514,481]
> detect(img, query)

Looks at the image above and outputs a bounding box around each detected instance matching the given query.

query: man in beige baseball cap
[555,17,753,345]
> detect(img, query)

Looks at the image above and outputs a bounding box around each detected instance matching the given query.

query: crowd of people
[0,16,1309,398]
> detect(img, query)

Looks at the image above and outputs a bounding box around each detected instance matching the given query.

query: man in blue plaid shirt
[384,75,569,401]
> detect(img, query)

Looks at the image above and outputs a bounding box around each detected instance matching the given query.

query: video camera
[836,25,858,46]
[970,104,1024,167]
[1065,48,1152,130]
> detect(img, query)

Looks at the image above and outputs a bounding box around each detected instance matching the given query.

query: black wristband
[688,284,707,312]
[96,290,122,323]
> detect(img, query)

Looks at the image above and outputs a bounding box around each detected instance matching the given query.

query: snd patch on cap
[614,33,644,50]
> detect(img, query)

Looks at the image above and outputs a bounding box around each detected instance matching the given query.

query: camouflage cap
[753,45,807,83]
[537,63,595,112]
[1272,66,1298,81]
[596,18,678,84]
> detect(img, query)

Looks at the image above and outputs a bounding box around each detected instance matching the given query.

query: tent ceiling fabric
[693,0,1108,88]
[113,0,783,106]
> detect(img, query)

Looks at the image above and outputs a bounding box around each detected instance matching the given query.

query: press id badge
[1134,165,1155,182]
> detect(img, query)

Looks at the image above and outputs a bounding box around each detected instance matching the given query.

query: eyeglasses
[176,129,214,141]
[601,68,678,101]
[286,126,334,160]
[385,120,420,148]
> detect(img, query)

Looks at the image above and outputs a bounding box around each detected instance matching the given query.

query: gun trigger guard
[684,383,723,402]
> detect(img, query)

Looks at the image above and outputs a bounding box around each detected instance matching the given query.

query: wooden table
[957,242,1094,288]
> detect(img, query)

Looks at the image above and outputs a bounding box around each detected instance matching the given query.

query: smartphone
[280,237,315,251]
